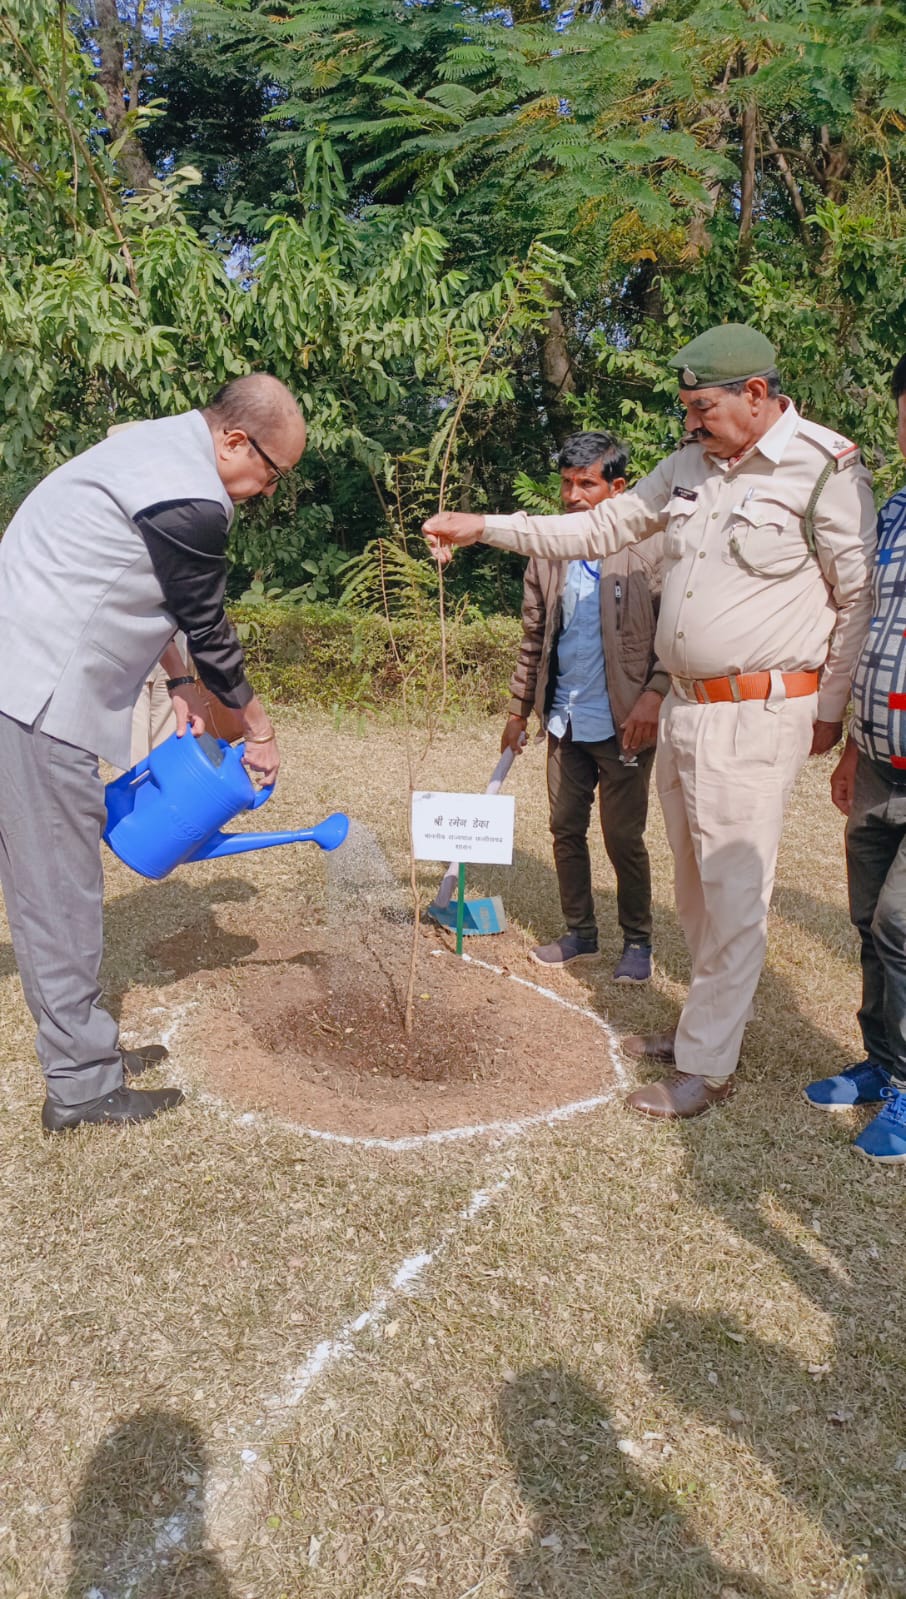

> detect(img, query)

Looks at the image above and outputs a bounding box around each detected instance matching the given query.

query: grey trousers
[0,710,123,1105]
[846,750,906,1087]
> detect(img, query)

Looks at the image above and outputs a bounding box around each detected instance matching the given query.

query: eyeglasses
[248,436,287,486]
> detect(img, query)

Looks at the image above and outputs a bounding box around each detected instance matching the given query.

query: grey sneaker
[613,942,652,983]
[530,932,600,967]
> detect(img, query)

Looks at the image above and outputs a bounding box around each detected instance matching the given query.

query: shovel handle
[432,742,521,909]
[486,744,518,793]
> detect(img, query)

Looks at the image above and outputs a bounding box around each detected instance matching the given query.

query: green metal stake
[455,862,466,956]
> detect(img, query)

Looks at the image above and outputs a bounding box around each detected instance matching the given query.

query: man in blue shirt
[502,433,667,981]
[805,355,906,1160]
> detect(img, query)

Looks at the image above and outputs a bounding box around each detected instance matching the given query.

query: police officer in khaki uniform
[424,325,877,1120]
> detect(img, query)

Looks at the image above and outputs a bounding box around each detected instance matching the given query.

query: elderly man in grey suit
[0,373,306,1134]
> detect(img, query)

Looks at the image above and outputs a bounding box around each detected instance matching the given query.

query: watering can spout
[186,812,350,863]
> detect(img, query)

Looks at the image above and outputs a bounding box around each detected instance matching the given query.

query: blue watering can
[104,730,349,881]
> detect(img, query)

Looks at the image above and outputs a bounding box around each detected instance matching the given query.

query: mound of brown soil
[146,921,621,1141]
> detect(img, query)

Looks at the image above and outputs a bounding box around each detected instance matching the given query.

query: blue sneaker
[853,1087,906,1163]
[803,1061,890,1111]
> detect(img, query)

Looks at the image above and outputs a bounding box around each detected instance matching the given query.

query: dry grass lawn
[1,710,904,1599]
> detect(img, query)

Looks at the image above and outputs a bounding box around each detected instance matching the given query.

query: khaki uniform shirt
[484,401,877,720]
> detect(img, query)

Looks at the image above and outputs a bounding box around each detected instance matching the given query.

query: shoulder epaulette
[797,416,862,471]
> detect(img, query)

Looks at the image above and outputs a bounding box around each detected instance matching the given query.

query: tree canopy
[1,0,905,602]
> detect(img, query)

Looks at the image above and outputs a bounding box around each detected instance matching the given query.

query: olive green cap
[668,323,777,390]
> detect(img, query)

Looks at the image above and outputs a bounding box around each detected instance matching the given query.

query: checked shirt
[852,488,906,767]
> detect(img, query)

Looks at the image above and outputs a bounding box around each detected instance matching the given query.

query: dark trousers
[846,750,906,1086]
[546,727,654,945]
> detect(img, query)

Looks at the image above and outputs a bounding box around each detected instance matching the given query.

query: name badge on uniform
[664,490,696,559]
[665,493,697,519]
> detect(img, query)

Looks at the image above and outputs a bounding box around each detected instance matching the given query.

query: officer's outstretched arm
[477,454,676,563]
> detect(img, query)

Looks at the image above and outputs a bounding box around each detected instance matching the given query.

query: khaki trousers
[656,690,816,1080]
[130,665,177,767]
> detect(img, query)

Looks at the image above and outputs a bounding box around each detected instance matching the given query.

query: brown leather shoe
[621,1030,676,1064]
[624,1071,735,1120]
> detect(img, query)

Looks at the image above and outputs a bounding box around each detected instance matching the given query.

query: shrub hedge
[230,603,522,719]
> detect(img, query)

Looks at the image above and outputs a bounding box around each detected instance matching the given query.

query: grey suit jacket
[0,411,241,768]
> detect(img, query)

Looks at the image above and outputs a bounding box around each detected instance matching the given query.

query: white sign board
[412,791,515,864]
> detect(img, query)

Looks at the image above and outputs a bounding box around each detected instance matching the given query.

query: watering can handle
[249,783,276,810]
[128,754,152,785]
[236,743,276,810]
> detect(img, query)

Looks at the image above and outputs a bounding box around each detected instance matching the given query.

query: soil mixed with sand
[144,917,620,1140]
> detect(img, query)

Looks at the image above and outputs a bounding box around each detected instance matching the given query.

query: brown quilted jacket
[507,533,669,751]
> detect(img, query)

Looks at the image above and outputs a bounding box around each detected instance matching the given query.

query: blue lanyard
[581,560,600,582]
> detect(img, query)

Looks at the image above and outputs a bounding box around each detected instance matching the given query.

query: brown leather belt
[671,670,820,705]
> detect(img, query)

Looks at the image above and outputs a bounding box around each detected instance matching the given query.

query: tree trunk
[637,262,664,320]
[538,304,576,446]
[818,125,849,202]
[458,461,474,514]
[763,127,810,240]
[738,98,757,251]
[93,0,154,191]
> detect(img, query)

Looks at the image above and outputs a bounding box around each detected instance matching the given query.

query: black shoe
[41,1084,185,1135]
[121,1043,170,1078]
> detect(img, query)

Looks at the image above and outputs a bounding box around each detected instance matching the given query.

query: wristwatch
[165,675,196,691]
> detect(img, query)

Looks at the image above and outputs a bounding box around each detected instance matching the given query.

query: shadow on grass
[104,872,259,968]
[580,828,868,1310]
[770,882,854,961]
[571,880,857,1087]
[469,814,865,1096]
[0,875,263,1013]
[498,1364,782,1598]
[478,843,683,1039]
[0,878,265,1053]
[67,1408,232,1599]
[642,1308,906,1596]
[94,875,263,1023]
[616,835,906,1590]
[2,874,324,1077]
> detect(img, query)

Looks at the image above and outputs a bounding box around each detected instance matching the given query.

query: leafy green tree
[3,0,906,609]
[136,21,292,232]
[203,0,906,480]
[0,4,571,603]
